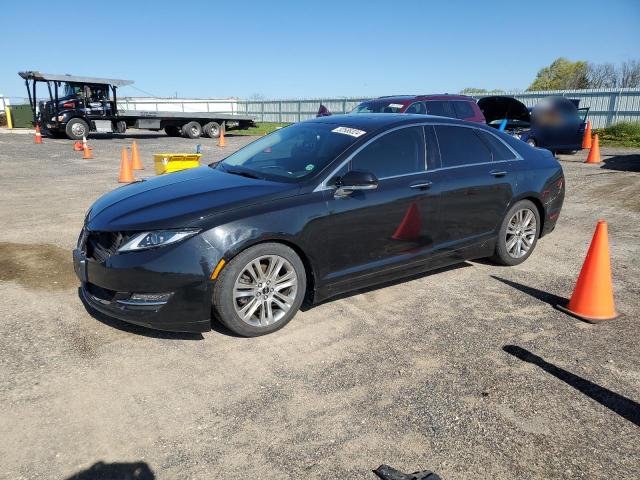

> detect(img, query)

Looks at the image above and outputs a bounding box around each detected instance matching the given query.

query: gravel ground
[0,131,638,480]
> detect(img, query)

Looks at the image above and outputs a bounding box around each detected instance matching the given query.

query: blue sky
[2,0,639,100]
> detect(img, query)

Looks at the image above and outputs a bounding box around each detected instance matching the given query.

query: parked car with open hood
[478,96,589,152]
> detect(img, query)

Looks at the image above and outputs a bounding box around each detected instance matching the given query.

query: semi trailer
[19,71,256,140]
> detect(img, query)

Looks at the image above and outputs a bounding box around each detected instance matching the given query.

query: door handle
[410,181,433,190]
[490,170,507,177]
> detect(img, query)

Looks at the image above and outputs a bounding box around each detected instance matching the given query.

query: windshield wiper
[223,168,264,180]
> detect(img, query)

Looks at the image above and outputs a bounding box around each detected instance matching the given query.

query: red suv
[351,94,486,123]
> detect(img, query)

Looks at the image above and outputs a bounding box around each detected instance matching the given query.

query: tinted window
[435,126,492,167]
[405,102,426,114]
[425,101,453,117]
[453,101,476,119]
[351,101,405,113]
[352,126,425,178]
[476,130,516,161]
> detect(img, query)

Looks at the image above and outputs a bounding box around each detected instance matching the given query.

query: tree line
[461,57,640,94]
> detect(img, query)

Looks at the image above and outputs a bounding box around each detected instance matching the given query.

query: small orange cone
[118,147,134,183]
[581,120,592,149]
[392,202,421,241]
[73,141,83,151]
[34,124,43,144]
[585,134,601,164]
[217,127,226,147]
[557,220,619,323]
[130,141,144,170]
[82,144,93,159]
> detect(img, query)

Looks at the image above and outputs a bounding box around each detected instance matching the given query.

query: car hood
[86,166,299,231]
[478,96,530,124]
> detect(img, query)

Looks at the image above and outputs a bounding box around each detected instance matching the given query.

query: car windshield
[217,122,363,182]
[351,101,405,114]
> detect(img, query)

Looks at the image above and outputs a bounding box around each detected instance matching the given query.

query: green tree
[527,57,589,91]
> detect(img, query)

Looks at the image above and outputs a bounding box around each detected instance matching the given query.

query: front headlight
[118,229,200,252]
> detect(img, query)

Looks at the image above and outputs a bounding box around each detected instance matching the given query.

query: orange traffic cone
[82,144,93,159]
[217,127,226,147]
[118,147,134,183]
[73,141,83,151]
[585,134,601,164]
[581,120,592,149]
[34,124,43,144]
[130,141,144,170]
[557,220,619,323]
[392,202,421,241]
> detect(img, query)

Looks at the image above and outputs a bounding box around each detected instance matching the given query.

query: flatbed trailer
[19,71,256,140]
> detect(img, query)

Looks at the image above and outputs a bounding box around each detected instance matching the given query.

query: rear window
[425,101,454,118]
[453,101,476,120]
[435,126,492,167]
[352,101,405,114]
[476,130,516,161]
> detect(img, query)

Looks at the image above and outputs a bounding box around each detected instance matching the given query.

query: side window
[425,101,454,118]
[476,130,516,161]
[453,101,476,120]
[351,126,425,178]
[405,102,426,114]
[435,126,492,168]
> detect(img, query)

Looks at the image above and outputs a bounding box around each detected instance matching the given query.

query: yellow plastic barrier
[4,106,13,129]
[153,153,202,175]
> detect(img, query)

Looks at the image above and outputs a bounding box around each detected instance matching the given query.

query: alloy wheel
[505,208,537,259]
[233,255,298,327]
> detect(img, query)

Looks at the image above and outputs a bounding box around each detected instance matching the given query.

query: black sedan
[74,114,565,336]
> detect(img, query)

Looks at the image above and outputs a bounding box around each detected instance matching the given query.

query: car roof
[363,94,475,104]
[303,113,473,130]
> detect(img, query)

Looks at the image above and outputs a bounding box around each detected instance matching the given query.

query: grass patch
[594,122,640,148]
[228,122,290,136]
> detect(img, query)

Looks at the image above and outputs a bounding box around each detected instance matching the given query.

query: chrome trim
[313,122,523,193]
[116,299,169,306]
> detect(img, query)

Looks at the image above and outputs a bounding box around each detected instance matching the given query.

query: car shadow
[490,275,569,308]
[503,345,640,427]
[600,154,640,172]
[78,288,204,340]
[64,460,155,479]
[303,262,472,310]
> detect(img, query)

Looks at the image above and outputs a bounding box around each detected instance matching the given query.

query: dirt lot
[0,131,638,480]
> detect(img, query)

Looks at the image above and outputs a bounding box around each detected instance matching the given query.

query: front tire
[65,118,90,140]
[213,243,306,337]
[492,200,540,266]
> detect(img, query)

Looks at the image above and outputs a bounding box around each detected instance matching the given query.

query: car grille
[83,230,130,262]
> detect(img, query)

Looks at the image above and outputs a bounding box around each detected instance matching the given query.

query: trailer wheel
[165,125,181,137]
[182,121,202,139]
[203,121,221,139]
[65,118,90,140]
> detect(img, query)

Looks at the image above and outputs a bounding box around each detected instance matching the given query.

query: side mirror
[335,170,378,197]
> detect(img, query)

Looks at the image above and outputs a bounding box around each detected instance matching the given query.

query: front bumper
[73,237,218,333]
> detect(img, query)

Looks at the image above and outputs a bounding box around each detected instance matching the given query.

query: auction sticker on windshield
[331,126,366,138]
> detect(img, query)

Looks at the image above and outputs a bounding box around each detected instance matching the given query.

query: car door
[431,125,515,251]
[322,125,441,284]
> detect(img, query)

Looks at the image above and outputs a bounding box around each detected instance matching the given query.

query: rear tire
[65,118,90,140]
[492,200,540,266]
[203,121,221,138]
[164,125,181,137]
[182,121,202,139]
[213,243,307,337]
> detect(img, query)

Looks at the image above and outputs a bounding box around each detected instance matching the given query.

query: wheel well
[524,196,545,236]
[229,239,317,303]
